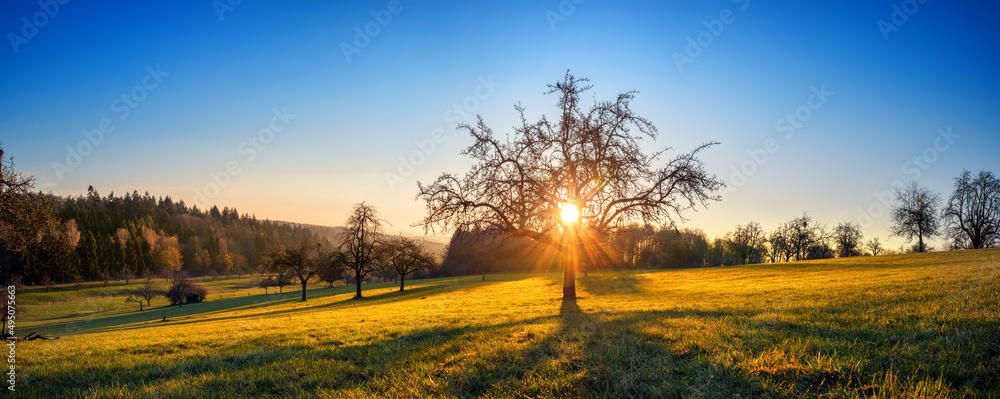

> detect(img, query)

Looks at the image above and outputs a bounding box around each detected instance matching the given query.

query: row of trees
[436,170,999,272]
[261,203,438,301]
[890,171,1000,252]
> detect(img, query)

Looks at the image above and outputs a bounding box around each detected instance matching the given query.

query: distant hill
[272,220,448,256]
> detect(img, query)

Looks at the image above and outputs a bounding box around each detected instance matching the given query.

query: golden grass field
[14,249,1000,398]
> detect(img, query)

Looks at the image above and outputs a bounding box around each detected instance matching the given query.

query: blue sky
[2,0,998,249]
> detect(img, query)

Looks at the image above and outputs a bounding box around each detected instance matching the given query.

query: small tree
[385,236,438,291]
[165,276,193,306]
[135,278,162,307]
[125,295,145,311]
[265,242,328,302]
[41,276,54,293]
[786,213,824,261]
[726,221,764,265]
[866,237,883,256]
[257,277,276,294]
[832,222,864,258]
[273,274,292,293]
[318,252,347,288]
[100,270,112,288]
[120,269,135,286]
[890,182,941,253]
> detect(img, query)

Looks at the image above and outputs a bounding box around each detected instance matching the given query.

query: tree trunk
[301,280,307,301]
[563,258,576,301]
[355,271,363,298]
[399,275,405,291]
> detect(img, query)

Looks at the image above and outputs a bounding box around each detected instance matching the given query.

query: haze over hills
[272,220,449,256]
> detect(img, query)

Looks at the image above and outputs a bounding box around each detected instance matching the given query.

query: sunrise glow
[560,202,579,224]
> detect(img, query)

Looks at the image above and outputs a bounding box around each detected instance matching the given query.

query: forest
[1,182,325,287]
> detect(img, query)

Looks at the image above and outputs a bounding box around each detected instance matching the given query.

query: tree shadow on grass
[24,296,999,398]
[29,276,507,337]
[578,271,647,296]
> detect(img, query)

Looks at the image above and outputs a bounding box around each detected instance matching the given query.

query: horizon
[3,1,999,250]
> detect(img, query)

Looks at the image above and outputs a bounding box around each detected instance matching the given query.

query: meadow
[14,249,1000,398]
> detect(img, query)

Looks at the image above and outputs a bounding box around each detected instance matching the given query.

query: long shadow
[25,273,999,397]
[30,276,508,337]
[24,296,999,398]
[578,271,647,296]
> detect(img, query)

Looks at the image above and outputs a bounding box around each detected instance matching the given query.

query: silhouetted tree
[165,276,193,306]
[890,182,940,253]
[726,221,764,265]
[832,222,864,257]
[768,224,792,262]
[417,72,723,300]
[340,202,385,299]
[942,169,1000,249]
[265,242,328,301]
[385,236,437,291]
[786,213,824,261]
[866,237,883,256]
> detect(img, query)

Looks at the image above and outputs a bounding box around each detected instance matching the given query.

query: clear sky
[2,1,998,249]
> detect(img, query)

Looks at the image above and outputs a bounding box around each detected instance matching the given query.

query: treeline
[3,185,326,286]
[439,225,715,274]
[440,169,999,271]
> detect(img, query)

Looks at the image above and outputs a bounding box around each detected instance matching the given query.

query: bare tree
[865,237,883,256]
[890,182,941,253]
[726,221,764,265]
[125,295,145,311]
[385,236,437,291]
[340,202,386,299]
[135,278,163,307]
[416,72,723,300]
[942,169,1000,249]
[786,213,823,261]
[832,222,864,257]
[257,276,276,294]
[768,225,792,262]
[265,242,327,301]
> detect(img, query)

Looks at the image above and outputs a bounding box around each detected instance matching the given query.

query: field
[13,249,1000,398]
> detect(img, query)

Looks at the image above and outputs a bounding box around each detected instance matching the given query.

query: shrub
[190,284,208,302]
[164,277,208,305]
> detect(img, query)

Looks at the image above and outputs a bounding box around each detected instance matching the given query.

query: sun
[560,202,579,224]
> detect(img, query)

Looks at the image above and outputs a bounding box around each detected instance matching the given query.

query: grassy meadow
[13,249,1000,398]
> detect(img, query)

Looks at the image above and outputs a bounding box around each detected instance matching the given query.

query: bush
[190,284,208,302]
[165,277,209,305]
